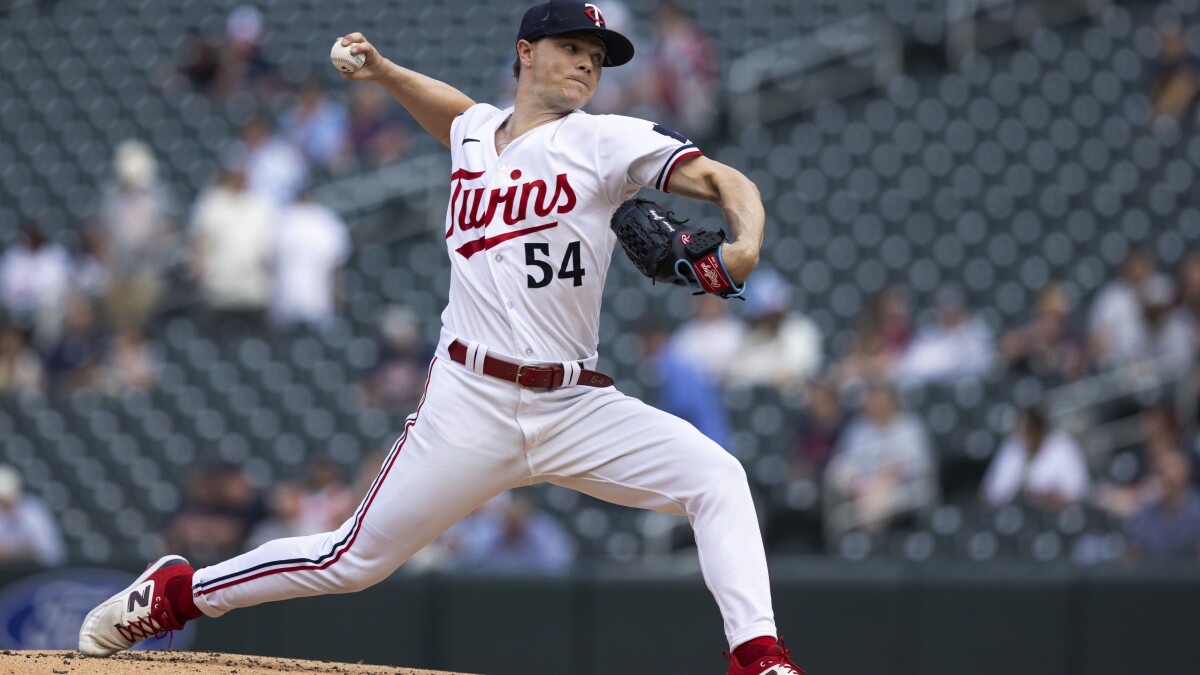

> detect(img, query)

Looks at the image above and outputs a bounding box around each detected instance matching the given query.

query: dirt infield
[0,651,477,674]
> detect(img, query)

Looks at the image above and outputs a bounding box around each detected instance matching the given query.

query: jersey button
[525,348,533,356]
[495,254,503,262]
[506,301,514,309]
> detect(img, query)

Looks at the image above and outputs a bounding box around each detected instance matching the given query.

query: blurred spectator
[102,328,158,394]
[580,0,654,116]
[344,86,413,169]
[281,82,349,170]
[790,379,844,480]
[0,223,72,347]
[190,168,275,335]
[649,1,719,139]
[1137,275,1195,370]
[835,285,913,386]
[653,324,731,448]
[44,298,106,391]
[0,465,65,567]
[245,484,323,551]
[998,283,1086,382]
[1095,405,1191,520]
[271,191,350,329]
[1126,450,1200,563]
[669,294,746,383]
[213,5,280,102]
[654,295,745,446]
[297,457,356,531]
[1095,273,1196,372]
[240,116,308,206]
[893,287,994,387]
[0,326,43,395]
[726,269,822,394]
[361,307,433,413]
[74,229,109,303]
[458,493,575,574]
[1089,248,1154,369]
[165,463,266,565]
[824,383,937,537]
[1148,24,1200,129]
[1176,251,1200,331]
[96,139,174,330]
[176,33,221,94]
[980,407,1090,511]
[411,491,512,570]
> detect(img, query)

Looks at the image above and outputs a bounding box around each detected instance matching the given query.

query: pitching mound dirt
[0,651,477,674]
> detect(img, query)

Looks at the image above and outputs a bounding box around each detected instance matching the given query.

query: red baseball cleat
[725,638,805,675]
[78,555,194,656]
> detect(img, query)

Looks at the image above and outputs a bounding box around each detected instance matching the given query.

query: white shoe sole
[78,554,189,657]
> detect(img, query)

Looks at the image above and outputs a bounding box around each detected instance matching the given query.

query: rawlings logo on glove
[610,198,745,298]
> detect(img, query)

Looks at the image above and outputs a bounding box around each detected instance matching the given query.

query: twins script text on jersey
[448,168,578,258]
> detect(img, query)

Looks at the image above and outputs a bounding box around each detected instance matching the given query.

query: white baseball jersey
[440,104,702,363]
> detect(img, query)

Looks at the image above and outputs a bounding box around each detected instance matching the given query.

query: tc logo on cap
[584,3,605,27]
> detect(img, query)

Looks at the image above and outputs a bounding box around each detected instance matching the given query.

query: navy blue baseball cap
[517,1,635,67]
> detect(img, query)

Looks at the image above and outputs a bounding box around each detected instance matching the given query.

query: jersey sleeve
[597,115,703,204]
[449,103,503,147]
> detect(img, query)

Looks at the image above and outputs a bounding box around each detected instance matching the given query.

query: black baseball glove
[610,198,745,298]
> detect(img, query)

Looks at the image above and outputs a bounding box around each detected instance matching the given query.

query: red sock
[733,636,780,666]
[165,574,203,623]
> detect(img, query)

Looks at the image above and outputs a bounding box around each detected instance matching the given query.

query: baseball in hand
[330,40,365,73]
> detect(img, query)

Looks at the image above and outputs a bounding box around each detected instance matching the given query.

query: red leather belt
[448,340,613,389]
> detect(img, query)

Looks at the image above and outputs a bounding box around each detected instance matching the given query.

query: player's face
[531,34,605,110]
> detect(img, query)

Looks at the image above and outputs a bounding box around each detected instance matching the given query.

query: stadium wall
[7,562,1195,674]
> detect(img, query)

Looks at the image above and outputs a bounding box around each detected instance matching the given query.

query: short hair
[512,54,520,81]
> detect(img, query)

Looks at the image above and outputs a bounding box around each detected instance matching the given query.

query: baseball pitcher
[79,2,801,673]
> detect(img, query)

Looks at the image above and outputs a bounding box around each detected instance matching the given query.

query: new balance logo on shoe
[126,584,152,613]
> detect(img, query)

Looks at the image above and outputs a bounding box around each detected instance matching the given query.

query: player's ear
[516,39,535,72]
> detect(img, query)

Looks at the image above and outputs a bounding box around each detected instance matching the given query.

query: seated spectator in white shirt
[0,464,66,567]
[190,168,275,334]
[981,407,1090,511]
[825,383,938,536]
[726,268,821,395]
[893,286,994,388]
[270,191,350,329]
[1088,248,1154,370]
[0,224,72,347]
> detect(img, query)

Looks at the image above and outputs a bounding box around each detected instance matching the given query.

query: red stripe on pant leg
[197,418,417,596]
[195,358,438,597]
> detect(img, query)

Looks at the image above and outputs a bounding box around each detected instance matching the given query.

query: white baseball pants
[191,351,777,649]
